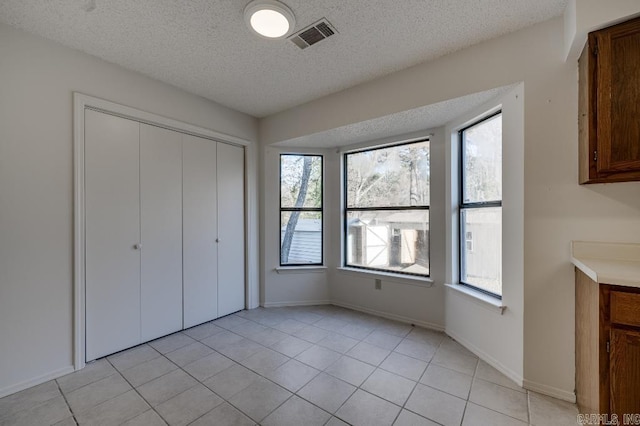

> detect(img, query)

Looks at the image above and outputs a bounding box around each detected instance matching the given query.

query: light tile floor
[0,305,580,425]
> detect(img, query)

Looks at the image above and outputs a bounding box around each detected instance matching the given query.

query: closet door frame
[73,93,255,370]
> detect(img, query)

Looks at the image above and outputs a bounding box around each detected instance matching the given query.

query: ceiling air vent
[289,18,337,49]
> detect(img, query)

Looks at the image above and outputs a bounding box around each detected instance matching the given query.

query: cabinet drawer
[611,291,640,327]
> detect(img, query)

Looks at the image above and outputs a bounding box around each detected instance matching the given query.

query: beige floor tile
[462,402,528,426]
[325,356,375,386]
[295,345,342,370]
[212,314,249,330]
[136,369,197,406]
[240,347,289,375]
[298,373,356,414]
[214,338,264,362]
[273,318,308,334]
[1,395,71,426]
[374,320,413,337]
[0,380,61,420]
[121,356,177,387]
[361,369,416,406]
[475,360,524,393]
[528,391,579,426]
[66,373,131,412]
[405,384,466,426]
[122,409,167,426]
[364,330,403,350]
[53,417,77,426]
[264,359,320,392]
[246,328,288,346]
[347,342,391,366]
[394,409,440,426]
[293,325,330,343]
[155,384,223,426]
[229,321,268,338]
[379,352,427,381]
[148,333,196,354]
[405,328,445,346]
[164,341,214,367]
[202,364,261,399]
[57,359,116,393]
[200,330,244,350]
[183,321,224,341]
[326,417,349,426]
[227,378,292,422]
[431,345,478,376]
[336,389,401,426]
[468,379,528,422]
[270,335,313,357]
[339,323,375,340]
[318,333,360,354]
[190,402,255,426]
[314,317,349,333]
[108,345,160,372]
[75,390,149,426]
[394,339,437,362]
[262,395,331,426]
[182,351,235,381]
[420,364,473,399]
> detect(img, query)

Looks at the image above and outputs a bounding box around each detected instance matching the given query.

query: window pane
[281,211,322,265]
[460,207,501,296]
[346,210,429,275]
[346,141,430,208]
[280,155,322,208]
[463,114,502,203]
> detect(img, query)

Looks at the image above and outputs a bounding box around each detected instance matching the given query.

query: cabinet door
[216,143,245,317]
[595,18,640,174]
[85,110,141,361]
[140,124,183,341]
[610,327,640,417]
[183,135,218,328]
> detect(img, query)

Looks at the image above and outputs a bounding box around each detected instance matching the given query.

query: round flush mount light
[244,0,296,39]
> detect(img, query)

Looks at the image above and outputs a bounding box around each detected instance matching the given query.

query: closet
[84,109,244,361]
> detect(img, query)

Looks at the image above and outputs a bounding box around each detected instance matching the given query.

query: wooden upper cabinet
[579,17,640,184]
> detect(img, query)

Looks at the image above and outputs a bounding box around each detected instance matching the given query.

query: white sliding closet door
[140,124,183,341]
[217,143,245,317]
[85,110,141,361]
[183,135,218,327]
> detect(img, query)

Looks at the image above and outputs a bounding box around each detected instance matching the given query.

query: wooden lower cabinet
[575,268,640,418]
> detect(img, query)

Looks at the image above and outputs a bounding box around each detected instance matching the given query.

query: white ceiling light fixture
[244,0,296,39]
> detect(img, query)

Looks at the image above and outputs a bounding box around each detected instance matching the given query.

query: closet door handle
[215,238,220,243]
[133,243,143,250]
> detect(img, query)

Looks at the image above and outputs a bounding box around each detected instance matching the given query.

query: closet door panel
[183,135,218,328]
[217,143,245,316]
[140,124,183,341]
[85,110,141,361]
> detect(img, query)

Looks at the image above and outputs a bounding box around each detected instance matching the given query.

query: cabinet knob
[134,243,142,250]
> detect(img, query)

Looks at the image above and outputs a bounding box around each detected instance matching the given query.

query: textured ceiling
[0,0,567,117]
[274,86,513,148]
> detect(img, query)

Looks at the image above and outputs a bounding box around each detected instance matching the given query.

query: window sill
[445,283,506,314]
[275,266,327,274]
[336,267,434,288]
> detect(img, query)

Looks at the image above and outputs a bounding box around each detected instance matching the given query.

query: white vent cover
[289,18,337,49]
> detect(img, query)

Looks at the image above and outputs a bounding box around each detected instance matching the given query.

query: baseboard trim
[523,378,576,403]
[445,329,524,387]
[0,365,75,399]
[262,300,331,308]
[331,300,445,332]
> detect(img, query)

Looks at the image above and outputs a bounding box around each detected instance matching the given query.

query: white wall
[564,0,640,59]
[0,23,258,397]
[259,17,640,399]
[445,85,525,390]
[260,146,331,307]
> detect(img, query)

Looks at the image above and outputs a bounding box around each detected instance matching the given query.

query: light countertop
[571,241,640,288]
